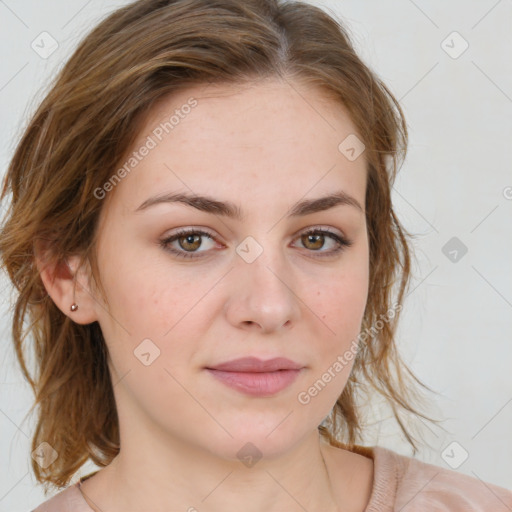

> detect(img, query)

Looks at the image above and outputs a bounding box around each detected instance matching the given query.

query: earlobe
[34,243,99,325]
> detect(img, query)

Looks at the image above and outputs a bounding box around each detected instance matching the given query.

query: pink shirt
[32,444,512,511]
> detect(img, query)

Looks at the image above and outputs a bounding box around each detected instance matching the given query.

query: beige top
[31,444,512,511]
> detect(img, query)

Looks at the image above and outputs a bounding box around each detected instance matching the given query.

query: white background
[0,1,511,510]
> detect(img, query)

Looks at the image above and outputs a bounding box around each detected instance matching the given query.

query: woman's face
[90,78,369,461]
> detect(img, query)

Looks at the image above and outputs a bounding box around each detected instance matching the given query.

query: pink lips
[205,357,304,396]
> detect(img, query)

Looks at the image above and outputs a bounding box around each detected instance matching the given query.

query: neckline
[77,473,100,511]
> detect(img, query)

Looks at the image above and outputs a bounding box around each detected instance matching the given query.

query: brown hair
[0,0,441,493]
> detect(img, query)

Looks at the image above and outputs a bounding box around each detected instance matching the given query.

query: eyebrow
[134,190,363,219]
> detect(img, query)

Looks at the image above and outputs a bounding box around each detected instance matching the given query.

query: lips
[206,356,303,372]
[204,357,304,396]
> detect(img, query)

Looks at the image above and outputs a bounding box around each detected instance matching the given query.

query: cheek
[315,261,369,341]
[99,263,219,389]
[97,243,193,337]
[300,272,368,411]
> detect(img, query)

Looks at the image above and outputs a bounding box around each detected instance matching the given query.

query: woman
[1,0,510,510]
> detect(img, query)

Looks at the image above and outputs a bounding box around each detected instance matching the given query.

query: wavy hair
[0,0,441,493]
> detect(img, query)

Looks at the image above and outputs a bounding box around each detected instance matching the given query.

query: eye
[292,228,353,258]
[160,227,353,260]
[160,228,218,259]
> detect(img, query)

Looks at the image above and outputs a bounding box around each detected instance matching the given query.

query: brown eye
[161,227,352,261]
[178,233,202,252]
[294,228,353,258]
[301,233,325,250]
[160,229,217,259]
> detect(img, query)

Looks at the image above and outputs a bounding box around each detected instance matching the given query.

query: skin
[38,77,373,512]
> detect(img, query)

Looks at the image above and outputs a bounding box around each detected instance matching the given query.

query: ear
[34,241,100,325]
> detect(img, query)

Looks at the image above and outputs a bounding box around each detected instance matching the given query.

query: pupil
[181,234,200,250]
[305,233,323,250]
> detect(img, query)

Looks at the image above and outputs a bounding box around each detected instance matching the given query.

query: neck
[78,430,357,512]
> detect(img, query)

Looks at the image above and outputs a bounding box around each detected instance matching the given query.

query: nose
[224,242,301,334]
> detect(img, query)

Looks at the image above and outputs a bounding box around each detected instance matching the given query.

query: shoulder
[372,445,512,512]
[31,482,91,512]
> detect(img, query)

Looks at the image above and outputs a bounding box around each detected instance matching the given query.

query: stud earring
[70,275,78,312]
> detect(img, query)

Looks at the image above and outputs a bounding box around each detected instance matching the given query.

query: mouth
[204,357,305,397]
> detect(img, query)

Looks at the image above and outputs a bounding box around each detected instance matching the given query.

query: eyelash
[160,227,353,260]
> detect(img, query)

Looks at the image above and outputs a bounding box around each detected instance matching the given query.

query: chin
[194,417,315,465]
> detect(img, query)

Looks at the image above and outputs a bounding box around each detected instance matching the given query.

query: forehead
[141,78,360,151]
[103,78,367,217]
